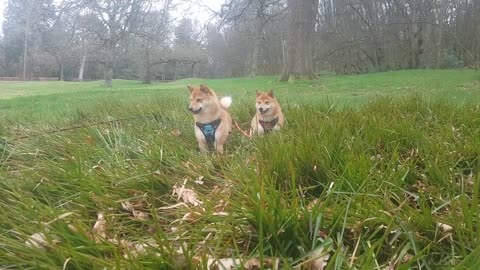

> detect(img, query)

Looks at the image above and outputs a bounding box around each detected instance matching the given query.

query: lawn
[0,69,479,269]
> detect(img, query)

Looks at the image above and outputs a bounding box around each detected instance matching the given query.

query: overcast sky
[0,0,224,36]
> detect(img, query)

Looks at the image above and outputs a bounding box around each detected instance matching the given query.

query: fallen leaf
[115,239,148,258]
[121,201,135,212]
[194,176,205,185]
[350,221,363,238]
[172,184,202,206]
[294,246,330,270]
[182,211,203,223]
[171,129,182,137]
[437,222,454,242]
[437,222,453,233]
[307,199,320,212]
[25,233,50,250]
[92,212,107,241]
[121,201,148,220]
[213,200,228,212]
[132,210,149,220]
[243,257,280,269]
[207,258,242,270]
[401,253,414,263]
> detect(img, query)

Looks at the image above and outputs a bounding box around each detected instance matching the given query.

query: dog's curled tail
[220,96,232,109]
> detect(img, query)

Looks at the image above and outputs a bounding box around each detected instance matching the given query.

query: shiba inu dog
[188,84,232,154]
[250,90,284,136]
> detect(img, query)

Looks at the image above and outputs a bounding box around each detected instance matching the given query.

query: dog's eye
[196,98,202,102]
[265,102,270,105]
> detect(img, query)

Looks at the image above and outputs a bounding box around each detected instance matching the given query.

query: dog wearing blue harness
[188,85,232,154]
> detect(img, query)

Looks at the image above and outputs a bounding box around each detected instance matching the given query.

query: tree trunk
[142,47,151,84]
[280,0,318,81]
[250,1,266,77]
[250,25,264,77]
[23,17,30,81]
[78,54,86,81]
[59,59,65,81]
[173,61,177,81]
[104,39,114,87]
[191,62,196,78]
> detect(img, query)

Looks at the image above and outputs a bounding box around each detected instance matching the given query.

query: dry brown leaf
[213,199,228,212]
[108,238,158,258]
[121,201,134,211]
[132,210,149,220]
[437,222,453,233]
[172,184,202,206]
[307,199,320,212]
[207,258,242,270]
[206,257,279,270]
[401,253,414,263]
[171,129,182,137]
[120,201,149,220]
[437,222,454,242]
[92,212,107,241]
[350,221,364,238]
[182,211,203,223]
[294,246,330,270]
[25,233,50,250]
[243,257,280,269]
[194,176,204,185]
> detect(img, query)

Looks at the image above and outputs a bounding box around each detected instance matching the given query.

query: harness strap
[196,118,222,147]
[259,117,279,133]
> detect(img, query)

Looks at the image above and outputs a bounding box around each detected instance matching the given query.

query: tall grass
[0,70,479,269]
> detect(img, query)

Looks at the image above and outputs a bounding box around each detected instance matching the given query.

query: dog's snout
[189,106,202,114]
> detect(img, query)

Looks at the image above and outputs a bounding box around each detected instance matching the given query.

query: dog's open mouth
[190,107,202,114]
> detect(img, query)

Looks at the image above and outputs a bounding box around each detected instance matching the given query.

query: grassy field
[0,69,479,269]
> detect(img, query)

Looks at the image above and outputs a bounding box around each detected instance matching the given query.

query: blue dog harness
[196,118,222,147]
[259,117,279,133]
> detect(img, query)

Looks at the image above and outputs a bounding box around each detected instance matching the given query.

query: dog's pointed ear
[267,90,275,97]
[256,90,261,97]
[199,84,211,95]
[187,85,194,93]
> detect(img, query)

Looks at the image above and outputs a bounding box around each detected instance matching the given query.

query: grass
[0,69,479,269]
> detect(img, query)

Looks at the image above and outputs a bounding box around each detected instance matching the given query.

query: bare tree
[134,1,174,84]
[71,0,154,86]
[279,0,318,81]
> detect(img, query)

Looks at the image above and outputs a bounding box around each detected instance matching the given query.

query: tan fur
[188,84,232,154]
[250,90,285,136]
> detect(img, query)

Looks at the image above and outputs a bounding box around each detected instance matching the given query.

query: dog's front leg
[198,141,208,152]
[215,143,224,154]
[195,126,209,152]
